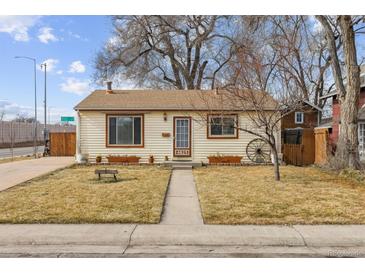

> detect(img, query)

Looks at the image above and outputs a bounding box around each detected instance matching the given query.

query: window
[359,123,365,159]
[295,112,304,124]
[107,115,143,146]
[208,115,237,138]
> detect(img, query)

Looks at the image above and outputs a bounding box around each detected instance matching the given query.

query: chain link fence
[0,121,75,149]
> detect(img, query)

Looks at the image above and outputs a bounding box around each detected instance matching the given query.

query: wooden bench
[95,169,118,181]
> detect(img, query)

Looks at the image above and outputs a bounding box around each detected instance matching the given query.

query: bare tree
[212,15,334,112]
[94,16,237,90]
[14,113,36,123]
[315,15,364,169]
[269,16,334,107]
[190,36,303,181]
[196,17,309,181]
[190,89,302,182]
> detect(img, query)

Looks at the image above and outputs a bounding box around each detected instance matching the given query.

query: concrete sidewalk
[161,168,203,225]
[0,224,365,257]
[0,157,74,192]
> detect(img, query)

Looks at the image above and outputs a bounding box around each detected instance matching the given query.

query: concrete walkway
[0,224,365,257]
[0,157,74,192]
[161,168,203,225]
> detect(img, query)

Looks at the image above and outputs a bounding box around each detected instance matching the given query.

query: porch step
[164,161,202,169]
[172,165,193,170]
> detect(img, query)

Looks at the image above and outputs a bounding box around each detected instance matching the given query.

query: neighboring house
[318,65,365,159]
[281,100,322,130]
[74,85,279,164]
[281,100,322,146]
[280,101,321,166]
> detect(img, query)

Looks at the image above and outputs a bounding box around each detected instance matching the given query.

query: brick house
[319,66,365,159]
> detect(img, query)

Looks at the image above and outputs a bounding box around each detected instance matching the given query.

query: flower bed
[207,156,242,164]
[107,155,141,164]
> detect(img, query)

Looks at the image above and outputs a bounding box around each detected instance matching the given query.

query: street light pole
[40,62,48,155]
[15,56,38,158]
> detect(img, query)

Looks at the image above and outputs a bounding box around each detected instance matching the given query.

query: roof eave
[74,107,277,112]
[302,100,323,112]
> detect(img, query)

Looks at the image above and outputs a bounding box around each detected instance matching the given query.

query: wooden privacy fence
[314,128,329,165]
[283,144,304,166]
[282,128,315,166]
[49,132,76,156]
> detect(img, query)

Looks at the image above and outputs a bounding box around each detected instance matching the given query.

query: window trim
[207,114,239,139]
[106,114,144,148]
[295,112,304,124]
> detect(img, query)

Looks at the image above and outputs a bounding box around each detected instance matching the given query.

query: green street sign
[61,116,75,122]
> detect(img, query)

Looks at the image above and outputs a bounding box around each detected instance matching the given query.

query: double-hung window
[107,115,143,146]
[208,115,238,138]
[295,112,304,124]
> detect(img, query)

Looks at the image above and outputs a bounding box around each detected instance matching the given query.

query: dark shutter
[133,117,141,144]
[109,117,116,144]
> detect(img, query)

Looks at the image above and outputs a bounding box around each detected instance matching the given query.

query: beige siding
[79,111,280,163]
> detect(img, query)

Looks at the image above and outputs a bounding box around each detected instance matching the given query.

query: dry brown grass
[194,165,365,224]
[0,165,171,223]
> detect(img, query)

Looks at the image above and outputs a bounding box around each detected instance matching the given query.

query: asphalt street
[0,146,44,158]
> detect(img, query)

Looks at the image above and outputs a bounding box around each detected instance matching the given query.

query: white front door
[173,117,191,157]
[359,123,365,160]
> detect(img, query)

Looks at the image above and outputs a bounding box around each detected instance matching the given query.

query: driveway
[0,157,74,192]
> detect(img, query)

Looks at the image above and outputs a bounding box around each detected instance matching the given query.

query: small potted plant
[95,155,102,164]
[149,155,154,164]
[164,155,169,161]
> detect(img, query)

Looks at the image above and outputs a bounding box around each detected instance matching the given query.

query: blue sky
[0,16,113,123]
[0,16,364,124]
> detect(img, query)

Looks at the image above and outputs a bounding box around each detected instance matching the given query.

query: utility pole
[40,62,48,155]
[15,56,38,158]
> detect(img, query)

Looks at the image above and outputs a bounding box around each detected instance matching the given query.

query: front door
[173,117,191,157]
[359,122,365,160]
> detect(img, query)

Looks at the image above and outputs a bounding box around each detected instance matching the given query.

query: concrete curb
[1,224,365,257]
[1,245,365,258]
[131,225,304,246]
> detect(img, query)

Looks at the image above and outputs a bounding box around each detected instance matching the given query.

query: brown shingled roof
[74,89,277,111]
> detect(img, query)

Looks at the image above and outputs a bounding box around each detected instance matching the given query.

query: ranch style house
[74,84,280,164]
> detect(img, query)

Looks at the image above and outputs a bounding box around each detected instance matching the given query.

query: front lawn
[0,165,171,223]
[194,166,365,224]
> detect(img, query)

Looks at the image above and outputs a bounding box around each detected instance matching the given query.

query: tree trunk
[336,16,361,169]
[270,139,281,181]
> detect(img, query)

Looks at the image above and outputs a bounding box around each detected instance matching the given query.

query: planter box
[107,156,141,164]
[208,156,242,164]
